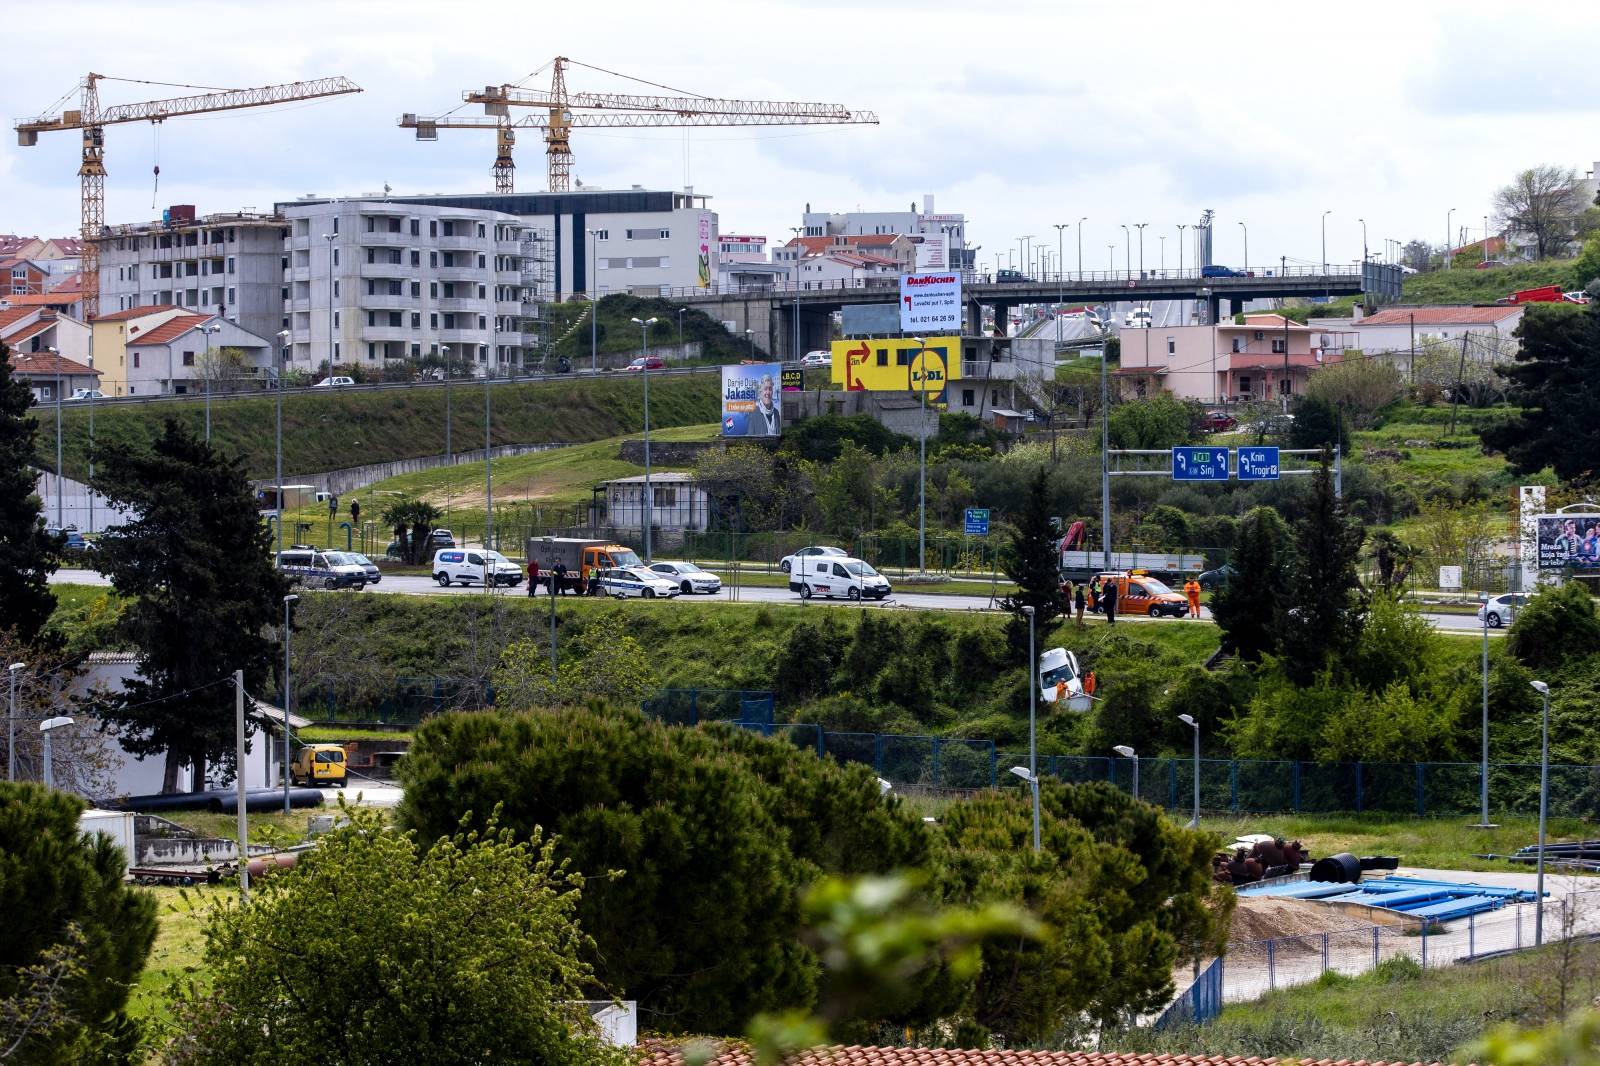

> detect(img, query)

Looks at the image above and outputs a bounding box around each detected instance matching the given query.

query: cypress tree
[0,344,58,645]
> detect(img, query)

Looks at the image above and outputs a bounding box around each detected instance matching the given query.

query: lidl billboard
[831,335,960,403]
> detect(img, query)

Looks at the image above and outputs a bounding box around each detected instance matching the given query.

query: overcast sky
[4,0,1596,271]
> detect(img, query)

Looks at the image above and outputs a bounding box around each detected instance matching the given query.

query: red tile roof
[4,320,56,347]
[634,1041,1449,1066]
[49,274,83,294]
[94,303,188,323]
[2,293,78,307]
[1358,306,1522,326]
[130,315,212,346]
[0,306,37,332]
[8,349,99,378]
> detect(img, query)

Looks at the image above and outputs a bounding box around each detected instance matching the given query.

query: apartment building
[278,200,549,376]
[798,194,972,270]
[96,210,287,343]
[1115,314,1355,403]
[288,187,717,301]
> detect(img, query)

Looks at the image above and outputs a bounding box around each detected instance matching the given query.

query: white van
[278,547,367,590]
[432,548,523,588]
[1038,647,1091,712]
[789,555,892,601]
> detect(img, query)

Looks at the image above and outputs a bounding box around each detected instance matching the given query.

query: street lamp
[1009,766,1041,855]
[199,320,223,441]
[1077,216,1087,277]
[274,330,290,565]
[1320,211,1332,274]
[586,229,601,371]
[7,662,23,782]
[1158,235,1166,274]
[1531,679,1551,945]
[1134,222,1148,276]
[676,307,687,358]
[1023,605,1037,828]
[1445,208,1455,270]
[47,346,63,526]
[745,328,754,360]
[911,336,929,573]
[1358,218,1369,265]
[790,226,804,358]
[485,337,494,551]
[1053,223,1068,342]
[1178,713,1200,828]
[1238,221,1248,274]
[39,717,73,790]
[1113,744,1138,800]
[630,316,659,562]
[1177,223,1188,275]
[1120,224,1130,274]
[282,594,299,811]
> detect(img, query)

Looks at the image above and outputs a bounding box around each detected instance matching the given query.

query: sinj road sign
[1171,447,1229,482]
[964,508,991,535]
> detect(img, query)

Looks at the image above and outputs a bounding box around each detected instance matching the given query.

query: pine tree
[0,344,58,645]
[1280,452,1367,683]
[1480,301,1600,481]
[1210,505,1291,662]
[90,419,288,792]
[999,467,1067,660]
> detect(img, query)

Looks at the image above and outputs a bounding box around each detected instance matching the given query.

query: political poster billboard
[720,362,783,437]
[1534,514,1600,571]
[899,272,962,332]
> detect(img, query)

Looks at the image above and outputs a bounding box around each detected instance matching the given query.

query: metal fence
[1155,957,1223,1029]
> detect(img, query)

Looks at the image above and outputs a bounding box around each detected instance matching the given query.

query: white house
[1331,305,1525,377]
[123,313,275,397]
[602,472,708,533]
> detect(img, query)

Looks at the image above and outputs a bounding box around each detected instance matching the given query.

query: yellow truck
[290,744,347,787]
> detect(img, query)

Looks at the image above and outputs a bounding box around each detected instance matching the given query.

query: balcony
[358,326,415,343]
[358,262,408,279]
[435,297,486,312]
[357,295,412,311]
[357,232,411,248]
[961,360,1018,381]
[434,266,483,282]
[435,235,482,252]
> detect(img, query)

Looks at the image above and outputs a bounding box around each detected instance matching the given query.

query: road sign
[1237,446,1281,481]
[1171,447,1229,482]
[964,508,991,536]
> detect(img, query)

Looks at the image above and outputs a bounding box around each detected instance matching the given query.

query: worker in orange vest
[1083,671,1096,696]
[1184,575,1202,619]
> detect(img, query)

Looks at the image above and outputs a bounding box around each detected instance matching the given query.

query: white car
[800,351,832,368]
[313,376,356,388]
[1123,308,1152,328]
[431,548,523,588]
[648,561,722,595]
[1477,593,1527,629]
[596,566,681,599]
[68,389,106,401]
[1038,647,1090,712]
[779,545,848,574]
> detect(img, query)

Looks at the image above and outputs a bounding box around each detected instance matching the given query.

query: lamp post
[1053,224,1068,341]
[282,593,298,812]
[322,233,336,375]
[1024,605,1037,810]
[1016,235,1032,277]
[200,320,223,442]
[676,307,687,359]
[1077,216,1087,277]
[1445,208,1455,270]
[1177,224,1188,275]
[1320,211,1331,273]
[1358,218,1369,265]
[745,328,754,360]
[586,229,601,371]
[630,316,658,562]
[1483,215,1491,264]
[1238,221,1248,274]
[1473,589,1492,829]
[86,327,95,534]
[39,717,73,790]
[1134,222,1148,276]
[7,662,23,782]
[484,345,494,551]
[1531,679,1551,945]
[49,347,62,526]
[1158,235,1166,274]
[790,226,803,358]
[911,336,929,573]
[1113,744,1138,801]
[1120,225,1130,274]
[1107,245,1114,273]
[274,330,289,564]
[1178,713,1200,827]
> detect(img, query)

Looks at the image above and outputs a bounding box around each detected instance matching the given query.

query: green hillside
[547,293,772,363]
[1400,258,1577,305]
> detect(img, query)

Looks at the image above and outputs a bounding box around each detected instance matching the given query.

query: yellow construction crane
[16,73,362,319]
[400,56,877,194]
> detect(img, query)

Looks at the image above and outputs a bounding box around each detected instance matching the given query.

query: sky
[3,0,1597,272]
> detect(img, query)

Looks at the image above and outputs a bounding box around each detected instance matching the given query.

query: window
[333,248,339,267]
[429,252,438,268]
[226,257,235,274]
[991,389,1000,405]
[1238,375,1251,395]
[961,388,975,406]
[896,348,909,366]
[333,343,340,359]
[367,311,376,327]
[410,250,420,267]
[365,216,375,233]
[411,313,421,328]
[334,311,341,327]
[227,287,235,304]
[875,348,888,366]
[1231,337,1243,353]
[333,280,340,298]
[410,219,420,236]
[429,220,437,237]
[1167,336,1176,355]
[430,313,438,328]
[1279,377,1292,396]
[477,254,486,269]
[410,281,420,298]
[478,284,486,299]
[133,352,141,368]
[333,217,340,235]
[368,343,377,360]
[1271,338,1286,354]
[388,311,402,327]
[477,315,487,330]
[593,229,609,240]
[477,224,486,238]
[181,350,195,366]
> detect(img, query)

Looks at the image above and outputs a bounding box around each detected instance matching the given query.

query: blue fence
[1154,958,1223,1030]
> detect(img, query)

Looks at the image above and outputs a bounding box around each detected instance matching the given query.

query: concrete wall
[262,441,566,497]
[617,439,723,465]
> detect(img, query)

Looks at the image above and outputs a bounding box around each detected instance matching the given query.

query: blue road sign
[964,508,991,536]
[1171,447,1230,482]
[1237,446,1281,481]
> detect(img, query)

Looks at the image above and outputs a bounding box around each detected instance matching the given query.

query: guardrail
[40,364,722,408]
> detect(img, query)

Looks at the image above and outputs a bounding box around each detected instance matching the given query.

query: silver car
[1477,593,1526,629]
[649,561,722,595]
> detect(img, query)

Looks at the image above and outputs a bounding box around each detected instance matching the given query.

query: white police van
[432,548,523,588]
[788,555,892,601]
[277,547,368,590]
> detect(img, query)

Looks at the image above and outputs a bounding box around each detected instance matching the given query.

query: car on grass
[432,548,522,587]
[1477,593,1526,629]
[800,351,832,369]
[648,560,722,595]
[778,545,848,574]
[596,566,681,599]
[312,375,356,388]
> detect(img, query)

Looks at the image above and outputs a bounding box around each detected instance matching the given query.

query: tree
[1571,233,1600,294]
[999,468,1067,660]
[1107,394,1199,449]
[491,611,661,707]
[162,806,626,1066]
[695,443,780,532]
[1280,453,1367,683]
[90,419,288,792]
[1495,165,1586,259]
[0,344,58,646]
[1367,529,1418,591]
[1288,395,1352,453]
[1209,506,1291,662]
[1507,581,1600,674]
[813,441,879,535]
[1303,358,1403,428]
[396,706,936,1036]
[379,497,442,565]
[1401,239,1434,273]
[1480,302,1599,481]
[0,783,157,1065]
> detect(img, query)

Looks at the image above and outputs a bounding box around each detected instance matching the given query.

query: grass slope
[547,293,774,362]
[32,372,720,482]
[1400,259,1577,305]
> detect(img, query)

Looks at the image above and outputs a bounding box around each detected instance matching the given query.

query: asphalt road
[53,567,1493,630]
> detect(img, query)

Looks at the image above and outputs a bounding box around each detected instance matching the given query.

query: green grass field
[1400,258,1578,305]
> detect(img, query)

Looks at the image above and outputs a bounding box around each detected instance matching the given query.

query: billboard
[914,236,949,271]
[697,214,713,288]
[1534,514,1600,571]
[900,272,962,332]
[831,335,960,403]
[720,363,782,437]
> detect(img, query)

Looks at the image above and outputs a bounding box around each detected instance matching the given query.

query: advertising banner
[914,237,949,271]
[831,336,961,402]
[720,363,783,437]
[1534,513,1600,571]
[899,272,962,332]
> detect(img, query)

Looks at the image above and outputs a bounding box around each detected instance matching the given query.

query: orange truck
[1089,570,1190,618]
[524,536,641,593]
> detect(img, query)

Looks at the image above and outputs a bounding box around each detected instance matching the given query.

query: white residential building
[122,312,273,397]
[1320,305,1526,378]
[793,251,900,290]
[799,194,971,270]
[96,210,288,344]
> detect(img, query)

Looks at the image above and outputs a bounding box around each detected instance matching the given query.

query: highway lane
[53,568,1496,631]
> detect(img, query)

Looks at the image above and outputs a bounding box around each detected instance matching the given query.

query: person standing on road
[1074,582,1086,628]
[527,558,541,597]
[1184,575,1202,619]
[553,561,568,595]
[1101,579,1118,626]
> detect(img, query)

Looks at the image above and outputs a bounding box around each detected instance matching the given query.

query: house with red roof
[776,233,917,275]
[0,303,92,364]
[7,347,101,404]
[1115,313,1356,404]
[1339,304,1525,378]
[635,1041,1447,1066]
[122,312,274,397]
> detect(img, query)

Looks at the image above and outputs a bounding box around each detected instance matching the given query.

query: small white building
[10,348,101,403]
[602,472,708,534]
[0,304,91,363]
[1331,306,1525,377]
[123,313,274,397]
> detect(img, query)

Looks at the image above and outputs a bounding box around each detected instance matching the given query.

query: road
[51,568,1492,631]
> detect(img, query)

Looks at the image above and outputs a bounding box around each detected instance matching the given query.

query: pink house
[1115,314,1355,404]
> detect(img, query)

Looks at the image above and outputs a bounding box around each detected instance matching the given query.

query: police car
[277,547,368,590]
[596,566,681,599]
